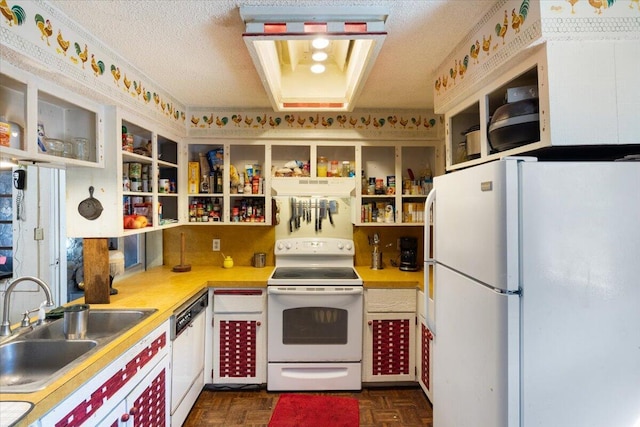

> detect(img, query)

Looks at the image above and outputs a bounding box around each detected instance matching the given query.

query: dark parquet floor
[183,386,433,427]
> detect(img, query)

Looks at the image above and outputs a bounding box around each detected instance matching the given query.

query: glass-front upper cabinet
[1,65,103,168]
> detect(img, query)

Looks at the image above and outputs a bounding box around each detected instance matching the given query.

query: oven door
[267,286,363,362]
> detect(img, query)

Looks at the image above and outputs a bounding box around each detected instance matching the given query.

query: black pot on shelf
[488,98,540,152]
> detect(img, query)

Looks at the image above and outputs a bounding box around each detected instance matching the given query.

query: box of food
[188,162,199,194]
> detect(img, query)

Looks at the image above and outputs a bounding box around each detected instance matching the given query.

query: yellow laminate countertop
[1,264,422,425]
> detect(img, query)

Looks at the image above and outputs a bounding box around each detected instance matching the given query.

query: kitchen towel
[268,394,359,427]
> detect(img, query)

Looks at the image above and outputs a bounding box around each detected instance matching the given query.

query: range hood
[270,177,355,196]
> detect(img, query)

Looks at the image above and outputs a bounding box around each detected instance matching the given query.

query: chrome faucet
[1,276,55,336]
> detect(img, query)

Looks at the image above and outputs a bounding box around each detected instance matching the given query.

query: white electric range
[267,237,363,391]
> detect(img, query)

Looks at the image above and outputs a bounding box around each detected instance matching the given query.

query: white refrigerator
[424,157,640,427]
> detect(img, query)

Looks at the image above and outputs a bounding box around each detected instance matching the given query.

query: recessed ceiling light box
[240,6,388,112]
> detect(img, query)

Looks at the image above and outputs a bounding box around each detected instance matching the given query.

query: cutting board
[83,238,110,304]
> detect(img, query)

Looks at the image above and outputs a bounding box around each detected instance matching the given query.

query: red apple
[123,215,136,229]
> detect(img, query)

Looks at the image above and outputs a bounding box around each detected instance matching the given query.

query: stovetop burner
[271,267,359,281]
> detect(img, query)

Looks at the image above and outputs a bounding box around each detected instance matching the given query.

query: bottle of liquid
[213,166,223,193]
[199,153,211,178]
[317,156,328,177]
[361,170,368,195]
[200,175,209,193]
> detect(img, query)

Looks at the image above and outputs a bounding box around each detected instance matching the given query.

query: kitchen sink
[0,340,97,390]
[0,309,156,393]
[24,309,156,340]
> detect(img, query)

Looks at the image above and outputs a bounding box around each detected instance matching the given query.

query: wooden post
[83,238,110,304]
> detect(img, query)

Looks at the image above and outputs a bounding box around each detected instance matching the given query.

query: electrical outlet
[212,239,221,251]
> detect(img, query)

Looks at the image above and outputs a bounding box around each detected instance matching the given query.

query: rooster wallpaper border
[1,0,442,141]
[185,109,442,140]
[0,0,186,134]
[433,0,640,113]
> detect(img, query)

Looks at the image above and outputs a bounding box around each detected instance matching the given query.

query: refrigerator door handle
[424,188,436,333]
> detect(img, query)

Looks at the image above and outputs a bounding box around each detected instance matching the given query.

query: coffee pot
[399,237,419,271]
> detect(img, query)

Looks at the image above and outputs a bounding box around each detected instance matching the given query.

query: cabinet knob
[256,321,261,326]
[121,413,130,422]
[368,320,373,326]
[129,406,139,416]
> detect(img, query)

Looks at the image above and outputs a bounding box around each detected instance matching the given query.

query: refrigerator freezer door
[433,264,520,427]
[519,161,640,427]
[433,160,517,292]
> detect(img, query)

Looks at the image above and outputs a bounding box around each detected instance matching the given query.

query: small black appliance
[399,237,419,271]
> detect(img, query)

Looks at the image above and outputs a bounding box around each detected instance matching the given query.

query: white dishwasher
[170,290,208,427]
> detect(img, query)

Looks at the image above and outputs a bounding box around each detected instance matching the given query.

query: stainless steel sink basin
[24,309,156,340]
[0,308,156,393]
[0,340,97,390]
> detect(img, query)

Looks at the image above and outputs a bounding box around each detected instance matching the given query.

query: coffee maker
[399,237,419,271]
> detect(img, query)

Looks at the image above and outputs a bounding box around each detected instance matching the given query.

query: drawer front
[213,289,265,313]
[366,288,416,312]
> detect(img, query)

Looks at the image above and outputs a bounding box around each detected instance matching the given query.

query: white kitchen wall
[0,165,66,326]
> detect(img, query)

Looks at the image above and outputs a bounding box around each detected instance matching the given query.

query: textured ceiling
[48,0,496,111]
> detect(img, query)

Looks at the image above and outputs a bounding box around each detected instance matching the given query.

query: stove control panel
[275,238,354,256]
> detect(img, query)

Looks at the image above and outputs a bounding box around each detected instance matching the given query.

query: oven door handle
[268,287,363,296]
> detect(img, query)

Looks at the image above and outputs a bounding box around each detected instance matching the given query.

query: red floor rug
[268,394,360,427]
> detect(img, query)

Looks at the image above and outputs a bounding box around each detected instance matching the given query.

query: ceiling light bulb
[312,38,330,49]
[310,63,326,74]
[312,51,328,62]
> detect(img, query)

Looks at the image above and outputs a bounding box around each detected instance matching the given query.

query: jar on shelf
[456,141,468,164]
[341,161,351,178]
[329,160,339,177]
[73,137,89,161]
[317,156,328,177]
[62,140,74,158]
